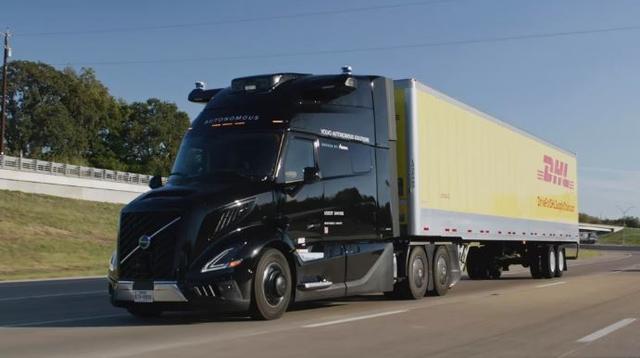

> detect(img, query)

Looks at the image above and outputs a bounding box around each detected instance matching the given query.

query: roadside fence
[0,155,152,186]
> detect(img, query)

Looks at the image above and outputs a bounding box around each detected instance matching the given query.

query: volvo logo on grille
[138,235,152,250]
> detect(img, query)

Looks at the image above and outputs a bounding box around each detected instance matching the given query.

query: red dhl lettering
[537,155,574,189]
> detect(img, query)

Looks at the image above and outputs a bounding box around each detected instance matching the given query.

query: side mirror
[149,175,163,189]
[303,167,320,184]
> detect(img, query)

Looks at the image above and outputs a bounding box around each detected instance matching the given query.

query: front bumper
[111,280,188,302]
[109,277,251,313]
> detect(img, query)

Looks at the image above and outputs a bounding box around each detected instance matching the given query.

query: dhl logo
[537,155,575,189]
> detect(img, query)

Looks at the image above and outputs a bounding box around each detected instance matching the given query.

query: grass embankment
[0,190,122,280]
[0,189,611,280]
[569,248,601,259]
[598,227,640,246]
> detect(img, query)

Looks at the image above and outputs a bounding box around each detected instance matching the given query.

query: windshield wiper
[169,171,188,177]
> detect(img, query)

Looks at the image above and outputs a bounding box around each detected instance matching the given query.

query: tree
[63,67,125,169]
[0,60,190,175]
[118,99,190,176]
[579,212,640,228]
[4,61,87,163]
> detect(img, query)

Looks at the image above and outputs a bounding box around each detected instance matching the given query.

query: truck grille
[117,212,181,280]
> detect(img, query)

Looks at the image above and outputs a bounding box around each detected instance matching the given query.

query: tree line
[579,212,640,228]
[0,60,190,176]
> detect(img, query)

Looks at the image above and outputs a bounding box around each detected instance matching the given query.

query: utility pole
[616,205,635,246]
[0,30,10,156]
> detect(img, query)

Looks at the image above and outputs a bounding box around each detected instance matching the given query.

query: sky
[1,0,639,218]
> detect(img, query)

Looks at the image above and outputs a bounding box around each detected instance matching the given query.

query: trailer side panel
[395,79,578,243]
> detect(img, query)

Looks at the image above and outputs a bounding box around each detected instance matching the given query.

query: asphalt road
[1,252,639,358]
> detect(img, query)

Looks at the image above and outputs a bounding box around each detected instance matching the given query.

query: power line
[51,24,640,67]
[14,0,468,37]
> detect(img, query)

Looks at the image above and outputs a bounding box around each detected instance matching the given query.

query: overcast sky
[1,0,639,218]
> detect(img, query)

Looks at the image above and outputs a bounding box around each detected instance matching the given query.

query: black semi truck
[108,69,578,319]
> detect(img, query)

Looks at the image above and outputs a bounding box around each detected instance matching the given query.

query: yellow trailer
[395,79,578,242]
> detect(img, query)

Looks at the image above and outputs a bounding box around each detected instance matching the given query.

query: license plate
[133,290,154,303]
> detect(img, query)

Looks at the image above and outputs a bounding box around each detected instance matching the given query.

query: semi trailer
[108,68,579,320]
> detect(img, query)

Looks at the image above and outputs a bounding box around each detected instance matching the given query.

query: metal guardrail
[0,154,152,186]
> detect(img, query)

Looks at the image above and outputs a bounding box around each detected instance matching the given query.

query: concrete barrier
[0,155,150,204]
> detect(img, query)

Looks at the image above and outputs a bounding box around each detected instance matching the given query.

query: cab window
[318,140,373,178]
[283,138,315,183]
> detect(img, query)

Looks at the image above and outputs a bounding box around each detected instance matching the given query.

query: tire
[540,244,557,279]
[398,246,429,299]
[488,266,502,280]
[555,246,565,278]
[466,246,487,280]
[126,304,163,318]
[528,246,543,279]
[430,246,451,296]
[250,248,292,320]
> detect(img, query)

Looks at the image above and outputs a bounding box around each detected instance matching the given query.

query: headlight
[201,248,243,273]
[109,250,117,272]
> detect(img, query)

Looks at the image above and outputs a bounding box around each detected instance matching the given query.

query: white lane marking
[0,290,104,302]
[577,318,637,343]
[3,313,128,327]
[0,275,105,285]
[535,281,566,288]
[302,309,408,328]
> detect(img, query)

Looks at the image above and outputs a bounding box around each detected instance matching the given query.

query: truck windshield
[168,133,281,184]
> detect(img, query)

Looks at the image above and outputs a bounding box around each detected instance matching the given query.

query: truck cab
[108,71,428,319]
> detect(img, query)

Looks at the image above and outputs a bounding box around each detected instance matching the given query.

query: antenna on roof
[195,81,206,90]
[341,65,352,75]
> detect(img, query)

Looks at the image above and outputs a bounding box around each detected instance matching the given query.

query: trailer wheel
[250,248,292,320]
[398,246,429,299]
[429,246,451,296]
[126,304,163,318]
[555,247,565,278]
[488,266,502,280]
[528,246,542,279]
[540,245,557,279]
[466,246,486,280]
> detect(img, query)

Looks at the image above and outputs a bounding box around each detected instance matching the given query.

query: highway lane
[0,252,639,357]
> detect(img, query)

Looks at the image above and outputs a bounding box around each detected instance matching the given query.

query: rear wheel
[126,304,163,318]
[540,245,557,279]
[250,248,292,320]
[528,246,543,279]
[488,266,502,280]
[429,246,451,296]
[555,246,565,277]
[398,246,429,299]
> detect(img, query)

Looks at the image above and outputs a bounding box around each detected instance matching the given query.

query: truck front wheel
[250,248,292,320]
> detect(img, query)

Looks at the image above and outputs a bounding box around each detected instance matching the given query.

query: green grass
[598,228,640,246]
[0,190,122,280]
[575,248,601,259]
[0,188,613,280]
